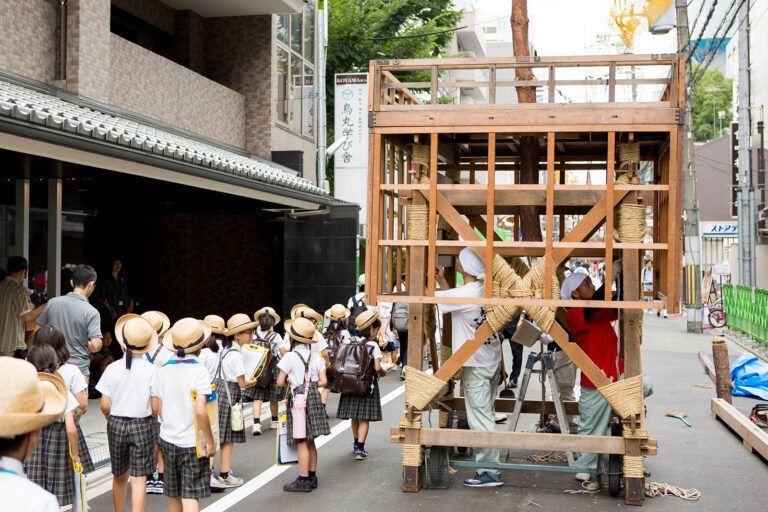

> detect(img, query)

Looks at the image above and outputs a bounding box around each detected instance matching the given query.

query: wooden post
[544,133,555,298]
[427,133,438,297]
[403,188,427,492]
[605,133,615,303]
[622,249,644,506]
[486,133,496,298]
[712,340,733,404]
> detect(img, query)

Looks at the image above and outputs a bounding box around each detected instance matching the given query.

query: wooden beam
[427,134,438,296]
[390,427,658,455]
[451,397,580,416]
[545,133,555,299]
[486,133,496,298]
[605,132,615,303]
[711,397,768,461]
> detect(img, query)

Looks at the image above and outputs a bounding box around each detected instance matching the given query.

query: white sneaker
[494,413,507,424]
[218,472,244,487]
[575,472,591,482]
[210,474,227,491]
[252,423,262,435]
[270,421,278,430]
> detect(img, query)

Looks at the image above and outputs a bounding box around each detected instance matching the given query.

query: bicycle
[708,298,726,328]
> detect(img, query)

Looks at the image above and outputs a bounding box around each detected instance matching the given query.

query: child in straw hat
[0,356,68,511]
[276,317,330,492]
[321,304,352,407]
[95,315,160,511]
[25,344,83,507]
[32,325,95,477]
[336,309,388,461]
[151,318,216,507]
[138,310,171,495]
[212,314,260,487]
[244,307,286,435]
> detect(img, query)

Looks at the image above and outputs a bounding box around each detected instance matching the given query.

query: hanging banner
[334,74,368,169]
[334,73,369,223]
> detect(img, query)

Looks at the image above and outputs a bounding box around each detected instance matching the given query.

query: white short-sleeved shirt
[435,281,501,368]
[147,344,173,367]
[56,390,79,424]
[277,344,326,391]
[96,355,157,418]
[197,348,219,380]
[215,346,246,383]
[254,330,284,357]
[0,456,58,512]
[58,363,87,397]
[151,356,212,448]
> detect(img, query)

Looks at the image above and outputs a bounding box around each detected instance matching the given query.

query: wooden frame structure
[365,54,684,506]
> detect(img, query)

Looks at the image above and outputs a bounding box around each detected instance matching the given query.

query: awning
[0,75,330,209]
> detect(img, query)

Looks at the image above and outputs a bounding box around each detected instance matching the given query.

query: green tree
[325,0,463,193]
[691,64,733,142]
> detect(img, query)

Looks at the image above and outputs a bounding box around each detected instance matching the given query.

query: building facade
[0,0,357,321]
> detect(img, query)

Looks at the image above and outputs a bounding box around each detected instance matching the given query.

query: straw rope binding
[405,368,446,411]
[623,455,645,479]
[622,425,649,439]
[402,443,423,467]
[615,204,647,243]
[412,144,430,167]
[618,143,640,171]
[406,205,429,240]
[597,375,644,419]
[485,255,559,334]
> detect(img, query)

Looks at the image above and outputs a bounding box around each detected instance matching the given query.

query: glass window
[304,7,315,62]
[276,48,289,125]
[289,55,302,132]
[302,65,314,136]
[290,13,303,54]
[277,14,289,45]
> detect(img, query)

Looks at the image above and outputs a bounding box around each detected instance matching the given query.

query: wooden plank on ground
[697,351,717,384]
[711,397,768,461]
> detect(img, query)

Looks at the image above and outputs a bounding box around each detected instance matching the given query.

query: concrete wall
[694,136,733,222]
[66,0,111,103]
[0,0,58,84]
[109,34,245,148]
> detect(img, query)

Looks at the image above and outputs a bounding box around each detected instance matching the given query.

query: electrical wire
[688,0,709,41]
[687,0,719,63]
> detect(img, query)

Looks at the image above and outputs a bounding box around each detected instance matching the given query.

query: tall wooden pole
[511,0,542,242]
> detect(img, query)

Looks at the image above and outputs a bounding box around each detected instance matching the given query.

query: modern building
[0,0,358,321]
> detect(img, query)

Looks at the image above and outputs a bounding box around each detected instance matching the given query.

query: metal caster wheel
[421,446,450,489]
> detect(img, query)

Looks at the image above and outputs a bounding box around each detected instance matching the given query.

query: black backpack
[332,339,375,395]
[347,296,367,336]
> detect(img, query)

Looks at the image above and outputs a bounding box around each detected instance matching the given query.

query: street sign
[701,221,738,237]
[334,73,369,224]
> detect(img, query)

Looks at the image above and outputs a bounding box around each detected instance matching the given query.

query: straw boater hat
[325,304,350,321]
[203,315,226,335]
[163,317,212,356]
[114,315,159,355]
[225,313,258,336]
[355,309,380,332]
[140,310,171,337]
[254,307,280,325]
[293,307,323,324]
[284,317,323,344]
[0,357,68,437]
[290,303,309,319]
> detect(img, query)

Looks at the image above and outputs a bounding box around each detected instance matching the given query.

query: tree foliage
[325,0,463,193]
[691,64,733,142]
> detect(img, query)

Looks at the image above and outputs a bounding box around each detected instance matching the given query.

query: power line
[688,0,709,41]
[687,0,718,63]
[365,25,467,41]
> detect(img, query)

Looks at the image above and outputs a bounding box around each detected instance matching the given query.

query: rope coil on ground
[406,205,429,240]
[597,375,644,420]
[527,451,568,463]
[486,255,559,334]
[645,482,701,500]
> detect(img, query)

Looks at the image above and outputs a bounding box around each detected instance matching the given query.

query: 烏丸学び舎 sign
[334,74,368,170]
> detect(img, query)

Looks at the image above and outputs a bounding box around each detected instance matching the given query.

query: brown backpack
[252,331,279,387]
[323,329,345,380]
[331,339,375,395]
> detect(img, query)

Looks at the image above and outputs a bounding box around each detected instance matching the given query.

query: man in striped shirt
[0,257,44,358]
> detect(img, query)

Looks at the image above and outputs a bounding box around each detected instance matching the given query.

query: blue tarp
[731,353,768,400]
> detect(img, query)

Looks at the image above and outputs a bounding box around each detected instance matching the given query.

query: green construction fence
[722,283,768,345]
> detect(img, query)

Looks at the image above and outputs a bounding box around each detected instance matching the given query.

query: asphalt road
[89,314,767,511]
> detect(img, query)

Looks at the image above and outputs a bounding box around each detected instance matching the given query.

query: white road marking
[202,383,407,512]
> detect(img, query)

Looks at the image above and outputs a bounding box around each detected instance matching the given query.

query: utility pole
[675,0,703,332]
[316,2,328,191]
[737,2,755,286]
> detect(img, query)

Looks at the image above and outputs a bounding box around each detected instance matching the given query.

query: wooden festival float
[363,54,683,505]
